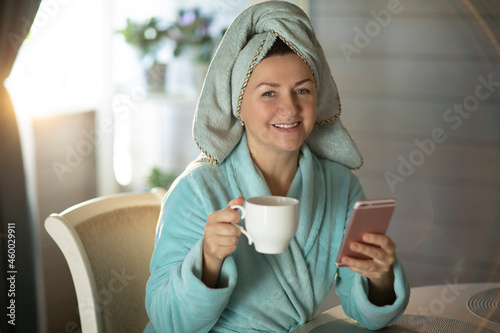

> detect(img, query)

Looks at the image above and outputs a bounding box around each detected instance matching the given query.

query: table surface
[293,282,500,332]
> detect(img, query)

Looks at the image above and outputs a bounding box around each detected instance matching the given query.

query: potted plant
[118,17,169,59]
[166,8,217,64]
[118,9,221,63]
[118,8,225,95]
[147,167,177,190]
[117,17,170,91]
[164,8,223,96]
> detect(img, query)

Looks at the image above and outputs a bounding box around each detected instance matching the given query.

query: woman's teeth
[273,122,299,129]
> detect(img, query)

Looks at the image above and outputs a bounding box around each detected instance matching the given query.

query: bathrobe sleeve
[336,256,410,330]
[144,170,238,333]
[334,175,410,330]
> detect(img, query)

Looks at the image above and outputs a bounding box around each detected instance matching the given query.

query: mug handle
[230,205,253,245]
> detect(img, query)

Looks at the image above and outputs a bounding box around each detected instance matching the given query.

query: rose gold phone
[335,198,396,268]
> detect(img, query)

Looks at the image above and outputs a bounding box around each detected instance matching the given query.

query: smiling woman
[242,74,314,190]
[144,2,409,332]
[239,43,318,192]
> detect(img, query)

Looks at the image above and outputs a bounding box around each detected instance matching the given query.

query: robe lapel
[228,134,331,322]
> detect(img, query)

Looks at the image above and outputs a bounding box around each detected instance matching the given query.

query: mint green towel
[193,1,363,169]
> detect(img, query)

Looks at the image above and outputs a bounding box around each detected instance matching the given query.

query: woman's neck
[248,147,299,197]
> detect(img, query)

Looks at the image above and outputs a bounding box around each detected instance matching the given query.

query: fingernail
[363,234,371,242]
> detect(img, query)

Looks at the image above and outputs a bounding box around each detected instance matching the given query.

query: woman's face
[239,52,317,158]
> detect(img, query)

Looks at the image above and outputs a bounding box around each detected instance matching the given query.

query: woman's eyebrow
[295,78,314,86]
[255,78,313,89]
[256,82,280,88]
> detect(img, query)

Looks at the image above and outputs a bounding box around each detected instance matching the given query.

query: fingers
[205,208,242,241]
[227,195,244,208]
[348,243,389,263]
[341,234,396,280]
[206,209,242,231]
[203,197,245,261]
[362,233,396,254]
[341,255,393,281]
[348,234,395,260]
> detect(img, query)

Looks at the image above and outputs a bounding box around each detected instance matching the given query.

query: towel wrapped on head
[193,0,363,169]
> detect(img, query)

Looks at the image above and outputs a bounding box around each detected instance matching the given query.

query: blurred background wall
[4,0,499,331]
[310,0,500,313]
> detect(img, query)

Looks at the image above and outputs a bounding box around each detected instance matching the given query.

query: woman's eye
[262,91,275,97]
[296,88,310,94]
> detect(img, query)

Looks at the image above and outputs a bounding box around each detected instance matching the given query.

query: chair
[44,188,166,333]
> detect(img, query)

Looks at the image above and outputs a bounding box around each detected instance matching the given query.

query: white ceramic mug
[230,196,299,254]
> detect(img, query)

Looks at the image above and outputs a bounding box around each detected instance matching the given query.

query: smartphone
[335,198,396,268]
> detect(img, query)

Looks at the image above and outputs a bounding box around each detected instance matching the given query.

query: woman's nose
[279,94,299,116]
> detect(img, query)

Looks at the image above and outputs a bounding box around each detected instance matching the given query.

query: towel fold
[193,1,363,169]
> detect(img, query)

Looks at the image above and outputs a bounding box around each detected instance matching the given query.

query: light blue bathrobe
[144,134,410,332]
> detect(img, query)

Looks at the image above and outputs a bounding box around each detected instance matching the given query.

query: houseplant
[118,8,222,64]
[166,8,217,64]
[118,8,224,95]
[117,17,170,91]
[147,167,177,191]
[118,17,169,59]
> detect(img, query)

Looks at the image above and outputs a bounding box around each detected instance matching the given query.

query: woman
[144,2,410,332]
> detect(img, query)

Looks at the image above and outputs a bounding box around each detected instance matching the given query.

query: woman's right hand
[202,196,244,287]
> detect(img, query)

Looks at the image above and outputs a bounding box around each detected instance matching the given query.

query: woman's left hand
[340,233,397,305]
[340,233,395,280]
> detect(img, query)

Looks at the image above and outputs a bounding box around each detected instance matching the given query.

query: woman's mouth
[272,122,300,129]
